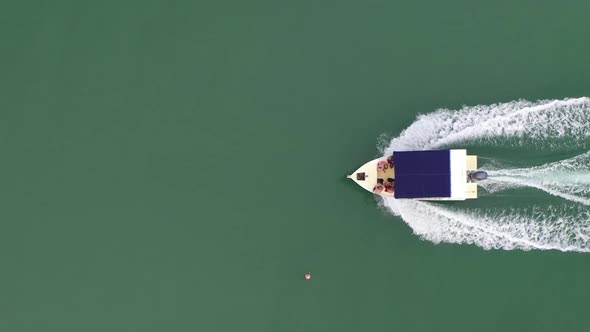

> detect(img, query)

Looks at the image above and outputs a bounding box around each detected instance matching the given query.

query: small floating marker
[304,272,312,280]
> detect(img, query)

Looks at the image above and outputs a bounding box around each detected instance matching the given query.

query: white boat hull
[348,149,480,200]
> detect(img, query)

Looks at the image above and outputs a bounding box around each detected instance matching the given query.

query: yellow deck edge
[465,183,478,199]
[466,155,477,171]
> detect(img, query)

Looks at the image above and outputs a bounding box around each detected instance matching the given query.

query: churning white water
[382,97,590,153]
[482,151,590,206]
[380,97,590,252]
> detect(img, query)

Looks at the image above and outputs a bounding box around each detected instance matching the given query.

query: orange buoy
[304,272,312,280]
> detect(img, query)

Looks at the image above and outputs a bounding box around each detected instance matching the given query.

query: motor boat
[347,149,487,200]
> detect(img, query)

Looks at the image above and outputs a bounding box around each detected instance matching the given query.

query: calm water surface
[1,1,590,331]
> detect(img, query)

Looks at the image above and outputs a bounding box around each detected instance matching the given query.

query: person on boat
[373,183,384,193]
[384,181,394,193]
[387,155,394,167]
[377,161,389,172]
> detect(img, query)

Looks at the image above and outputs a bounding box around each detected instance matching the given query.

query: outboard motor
[469,171,488,182]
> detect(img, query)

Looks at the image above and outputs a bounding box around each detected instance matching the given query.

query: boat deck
[348,150,481,200]
[378,164,395,181]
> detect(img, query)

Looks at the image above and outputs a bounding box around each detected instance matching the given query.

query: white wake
[383,97,590,153]
[482,151,590,206]
[380,97,590,252]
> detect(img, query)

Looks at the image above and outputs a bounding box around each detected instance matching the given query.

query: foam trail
[380,97,590,252]
[486,176,590,206]
[481,151,590,205]
[387,200,590,252]
[382,97,590,154]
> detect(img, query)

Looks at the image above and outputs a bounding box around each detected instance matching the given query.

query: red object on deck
[304,273,312,280]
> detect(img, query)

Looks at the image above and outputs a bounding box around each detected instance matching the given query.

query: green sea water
[2,1,590,331]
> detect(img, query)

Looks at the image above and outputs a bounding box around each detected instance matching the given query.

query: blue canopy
[393,150,451,198]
